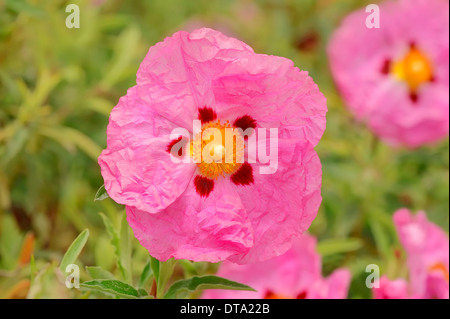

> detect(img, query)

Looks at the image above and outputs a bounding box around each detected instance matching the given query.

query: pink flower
[328,0,449,148]
[98,28,327,264]
[394,209,449,298]
[373,276,414,299]
[373,209,449,299]
[202,234,351,299]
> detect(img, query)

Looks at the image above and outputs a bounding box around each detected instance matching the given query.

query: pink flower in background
[202,234,351,299]
[328,0,449,148]
[373,276,415,299]
[374,209,449,299]
[98,28,327,264]
[394,209,449,298]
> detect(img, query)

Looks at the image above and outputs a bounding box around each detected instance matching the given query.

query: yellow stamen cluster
[190,120,245,180]
[391,47,434,93]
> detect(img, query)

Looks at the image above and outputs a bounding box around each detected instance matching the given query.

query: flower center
[190,120,245,180]
[428,262,449,284]
[391,46,433,93]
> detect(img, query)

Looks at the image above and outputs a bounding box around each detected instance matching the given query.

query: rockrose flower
[373,276,416,299]
[202,234,351,299]
[374,209,449,299]
[328,0,449,148]
[98,28,327,264]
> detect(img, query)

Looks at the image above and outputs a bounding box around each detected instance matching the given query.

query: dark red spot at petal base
[194,175,215,197]
[264,291,277,299]
[409,92,419,103]
[233,115,257,132]
[231,163,254,186]
[381,59,391,75]
[296,291,307,299]
[198,107,217,124]
[167,136,187,157]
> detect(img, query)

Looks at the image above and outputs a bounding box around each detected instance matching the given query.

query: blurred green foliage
[0,0,448,299]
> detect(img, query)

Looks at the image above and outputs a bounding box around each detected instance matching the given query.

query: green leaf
[178,259,198,277]
[0,214,22,270]
[120,213,132,284]
[30,254,37,283]
[157,258,176,298]
[150,256,160,283]
[137,288,149,297]
[148,257,176,298]
[86,266,115,280]
[59,229,89,271]
[138,259,153,289]
[316,238,363,257]
[100,27,141,89]
[369,215,391,258]
[99,213,128,282]
[38,126,102,161]
[5,0,45,16]
[1,127,28,166]
[94,184,109,201]
[81,280,139,299]
[163,275,256,299]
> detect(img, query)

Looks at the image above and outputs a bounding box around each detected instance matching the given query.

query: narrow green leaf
[120,213,132,284]
[86,97,113,116]
[38,126,102,161]
[1,127,28,166]
[150,256,160,283]
[94,184,109,201]
[99,213,127,282]
[157,258,176,298]
[163,275,256,299]
[138,259,153,289]
[0,214,22,270]
[5,0,45,16]
[59,229,89,271]
[370,216,391,258]
[86,266,115,280]
[137,288,149,297]
[316,238,363,257]
[178,259,198,277]
[100,27,141,89]
[30,254,37,284]
[81,280,139,299]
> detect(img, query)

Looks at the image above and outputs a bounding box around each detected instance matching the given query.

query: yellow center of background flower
[391,47,434,92]
[191,120,245,179]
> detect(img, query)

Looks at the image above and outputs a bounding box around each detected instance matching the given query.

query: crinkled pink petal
[212,54,327,146]
[368,82,449,148]
[98,86,196,213]
[136,29,254,131]
[228,138,322,264]
[126,179,254,263]
[202,234,351,299]
[328,0,449,147]
[136,28,326,145]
